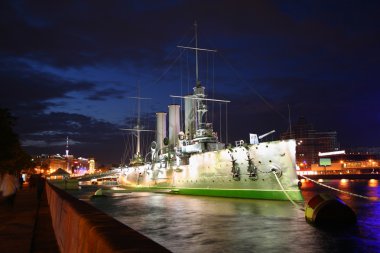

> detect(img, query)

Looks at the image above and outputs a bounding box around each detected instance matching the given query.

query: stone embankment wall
[46,182,170,253]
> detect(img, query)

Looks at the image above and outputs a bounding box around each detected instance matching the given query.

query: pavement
[0,184,59,253]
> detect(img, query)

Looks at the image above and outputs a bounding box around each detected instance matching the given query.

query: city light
[319,150,346,156]
[369,179,378,187]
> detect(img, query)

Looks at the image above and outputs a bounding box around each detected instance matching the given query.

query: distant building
[33,154,68,174]
[346,147,380,158]
[32,137,96,176]
[281,117,339,168]
[50,154,72,172]
[304,152,380,175]
[33,154,95,176]
[72,157,96,175]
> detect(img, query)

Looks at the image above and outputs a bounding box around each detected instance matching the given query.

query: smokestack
[184,96,195,140]
[156,112,167,152]
[168,104,180,146]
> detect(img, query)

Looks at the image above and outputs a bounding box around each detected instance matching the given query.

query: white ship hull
[118,139,303,200]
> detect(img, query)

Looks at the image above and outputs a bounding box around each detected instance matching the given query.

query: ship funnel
[168,104,180,146]
[156,112,167,153]
[184,96,195,140]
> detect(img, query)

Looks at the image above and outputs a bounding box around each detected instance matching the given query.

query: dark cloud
[0,57,94,113]
[1,1,189,69]
[16,111,124,164]
[1,0,379,164]
[87,88,126,101]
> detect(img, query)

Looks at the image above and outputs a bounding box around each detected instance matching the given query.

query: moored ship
[117,23,303,201]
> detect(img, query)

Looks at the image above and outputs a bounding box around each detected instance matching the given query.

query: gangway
[75,170,120,181]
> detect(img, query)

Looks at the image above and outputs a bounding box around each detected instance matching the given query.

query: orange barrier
[46,182,170,253]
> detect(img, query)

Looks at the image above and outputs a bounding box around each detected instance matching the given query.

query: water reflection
[368,179,378,188]
[73,180,380,253]
[339,179,349,186]
[88,193,308,252]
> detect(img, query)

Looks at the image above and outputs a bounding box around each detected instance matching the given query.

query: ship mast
[120,86,154,165]
[195,21,199,86]
[177,22,216,132]
[136,85,142,155]
[177,22,216,86]
[175,22,230,142]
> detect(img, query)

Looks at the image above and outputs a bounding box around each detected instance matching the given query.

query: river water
[71,179,380,253]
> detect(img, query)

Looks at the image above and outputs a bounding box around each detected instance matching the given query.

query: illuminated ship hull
[118,139,303,201]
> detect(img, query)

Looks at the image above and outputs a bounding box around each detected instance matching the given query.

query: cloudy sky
[1,0,379,165]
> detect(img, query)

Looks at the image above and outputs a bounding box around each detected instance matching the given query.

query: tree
[0,108,32,173]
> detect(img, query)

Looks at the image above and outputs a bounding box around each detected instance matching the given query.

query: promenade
[0,184,59,253]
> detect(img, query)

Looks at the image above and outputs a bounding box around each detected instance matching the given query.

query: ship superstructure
[117,23,303,201]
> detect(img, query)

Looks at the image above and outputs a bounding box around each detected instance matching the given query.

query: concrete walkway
[0,184,59,253]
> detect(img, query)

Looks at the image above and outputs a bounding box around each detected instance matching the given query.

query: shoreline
[298,174,380,180]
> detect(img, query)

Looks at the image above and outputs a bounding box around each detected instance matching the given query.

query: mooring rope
[273,172,305,211]
[300,175,378,201]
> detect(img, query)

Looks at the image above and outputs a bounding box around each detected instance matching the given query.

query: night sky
[1,1,379,165]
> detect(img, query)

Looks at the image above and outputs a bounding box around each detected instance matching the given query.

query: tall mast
[177,22,217,86]
[120,86,154,159]
[65,136,70,172]
[176,22,221,139]
[194,21,199,85]
[136,85,141,155]
[288,104,292,138]
[65,136,69,156]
